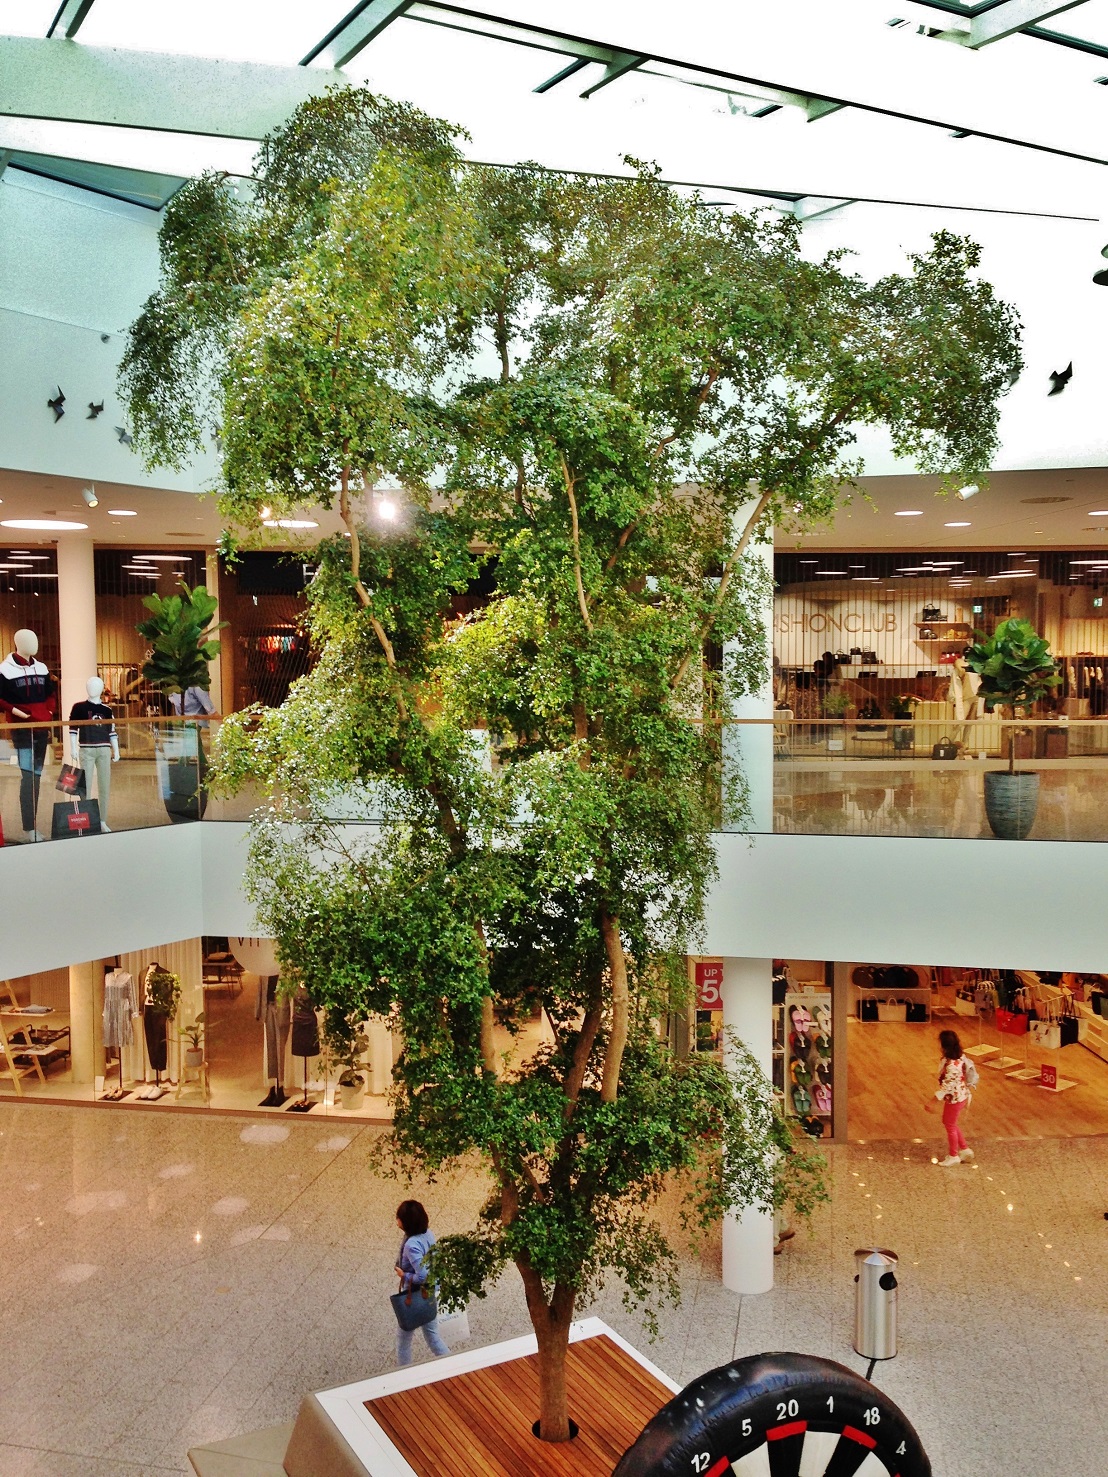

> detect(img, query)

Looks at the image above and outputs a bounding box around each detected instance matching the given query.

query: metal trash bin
[853,1247,898,1360]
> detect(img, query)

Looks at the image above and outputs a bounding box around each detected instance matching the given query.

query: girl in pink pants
[927,1030,973,1166]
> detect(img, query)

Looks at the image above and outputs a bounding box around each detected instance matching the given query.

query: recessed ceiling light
[140,554,193,561]
[262,519,319,530]
[798,559,818,563]
[9,554,50,561]
[15,571,59,578]
[852,576,881,582]
[1,519,88,531]
[945,521,971,528]
[894,510,923,517]
[816,569,848,575]
[107,509,137,517]
[1089,510,1108,517]
[1008,553,1025,558]
[848,565,866,569]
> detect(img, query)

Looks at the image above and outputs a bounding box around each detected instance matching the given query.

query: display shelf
[1077,1003,1108,1065]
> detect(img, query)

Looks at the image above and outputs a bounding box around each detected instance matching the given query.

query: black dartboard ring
[612,1351,930,1477]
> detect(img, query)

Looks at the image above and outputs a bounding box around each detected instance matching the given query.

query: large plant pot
[339,1081,365,1110]
[984,769,1039,840]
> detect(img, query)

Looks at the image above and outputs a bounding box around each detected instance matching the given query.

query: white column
[56,537,97,718]
[204,550,224,714]
[69,960,96,1085]
[723,506,774,833]
[721,955,775,1294]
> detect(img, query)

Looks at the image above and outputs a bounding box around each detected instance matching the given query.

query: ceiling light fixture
[14,571,59,578]
[956,485,979,500]
[1,519,88,531]
[82,486,98,509]
[894,510,923,517]
[262,518,319,530]
[944,521,971,528]
[107,509,137,517]
[1089,510,1108,517]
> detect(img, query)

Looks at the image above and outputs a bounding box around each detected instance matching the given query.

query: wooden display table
[280,1319,677,1477]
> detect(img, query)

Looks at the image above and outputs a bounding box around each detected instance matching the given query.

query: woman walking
[928,1029,975,1166]
[394,1199,450,1366]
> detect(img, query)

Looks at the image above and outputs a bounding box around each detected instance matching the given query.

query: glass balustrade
[4,714,1108,845]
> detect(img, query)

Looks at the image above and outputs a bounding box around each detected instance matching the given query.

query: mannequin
[289,984,321,1112]
[140,961,174,1100]
[68,677,119,832]
[102,964,139,1100]
[0,629,57,841]
[949,655,982,754]
[255,974,290,1107]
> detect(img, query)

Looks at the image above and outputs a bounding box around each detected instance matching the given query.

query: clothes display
[255,974,291,1102]
[143,1007,169,1073]
[0,637,57,836]
[103,969,139,1050]
[291,985,320,1058]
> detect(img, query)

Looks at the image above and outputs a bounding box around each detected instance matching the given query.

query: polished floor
[0,1103,1106,1475]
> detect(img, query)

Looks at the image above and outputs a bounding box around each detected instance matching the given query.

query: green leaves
[965,617,1060,709]
[135,583,227,695]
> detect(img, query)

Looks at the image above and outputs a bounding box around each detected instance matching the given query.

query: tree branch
[559,453,594,633]
[670,488,772,694]
[563,996,603,1123]
[600,910,629,1103]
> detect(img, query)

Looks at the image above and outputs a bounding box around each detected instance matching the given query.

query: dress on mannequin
[142,964,171,1078]
[255,975,290,1106]
[948,657,982,751]
[0,630,57,840]
[291,986,320,1058]
[68,678,119,830]
[103,968,139,1100]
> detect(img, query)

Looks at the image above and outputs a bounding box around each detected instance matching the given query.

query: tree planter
[984,769,1040,840]
[339,1081,365,1110]
[184,1048,204,1068]
[282,1321,677,1477]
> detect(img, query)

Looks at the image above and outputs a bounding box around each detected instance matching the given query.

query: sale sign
[1041,1062,1058,1090]
[695,962,723,1010]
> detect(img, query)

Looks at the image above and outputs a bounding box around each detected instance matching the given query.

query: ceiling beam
[46,0,97,40]
[406,0,1108,167]
[963,0,1088,48]
[0,37,343,140]
[300,0,415,69]
[578,51,647,100]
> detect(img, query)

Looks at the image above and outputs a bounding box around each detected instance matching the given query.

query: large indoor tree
[121,88,1021,1441]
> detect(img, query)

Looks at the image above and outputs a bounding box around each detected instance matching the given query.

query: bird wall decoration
[87,401,104,420]
[114,426,133,447]
[47,387,65,422]
[1048,362,1073,397]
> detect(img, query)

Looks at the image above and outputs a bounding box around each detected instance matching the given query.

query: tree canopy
[122,85,1021,1440]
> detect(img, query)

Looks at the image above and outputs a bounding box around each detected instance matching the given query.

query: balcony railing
[3,714,1107,847]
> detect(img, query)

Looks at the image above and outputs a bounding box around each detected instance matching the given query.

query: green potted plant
[890,695,917,751]
[822,688,852,751]
[180,1012,207,1068]
[135,583,227,823]
[327,1018,370,1109]
[965,618,1060,839]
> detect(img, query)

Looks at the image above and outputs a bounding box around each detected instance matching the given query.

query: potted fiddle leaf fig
[890,694,917,751]
[326,1015,370,1109]
[822,688,852,751]
[136,583,227,823]
[965,618,1060,839]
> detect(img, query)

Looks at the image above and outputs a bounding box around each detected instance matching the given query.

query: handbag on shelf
[55,763,87,797]
[1059,1015,1079,1047]
[859,995,879,1022]
[906,1000,928,1023]
[390,1280,438,1332]
[996,1007,1029,1036]
[877,1000,908,1023]
[931,736,959,760]
[1030,1020,1061,1050]
[51,798,102,839]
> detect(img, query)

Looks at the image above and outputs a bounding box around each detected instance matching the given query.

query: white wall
[4,821,1108,979]
[0,171,215,490]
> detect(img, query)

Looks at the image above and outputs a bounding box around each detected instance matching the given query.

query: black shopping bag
[55,763,87,797]
[51,798,102,839]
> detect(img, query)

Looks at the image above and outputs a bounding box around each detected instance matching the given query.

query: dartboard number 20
[613,1352,930,1477]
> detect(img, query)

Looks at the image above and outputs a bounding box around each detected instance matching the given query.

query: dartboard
[612,1352,929,1477]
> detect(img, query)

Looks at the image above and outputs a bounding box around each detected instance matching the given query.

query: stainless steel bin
[853,1247,898,1360]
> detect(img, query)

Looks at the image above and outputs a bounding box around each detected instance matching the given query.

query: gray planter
[983,770,1040,840]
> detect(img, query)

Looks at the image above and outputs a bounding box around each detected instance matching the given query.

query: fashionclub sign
[773,592,971,667]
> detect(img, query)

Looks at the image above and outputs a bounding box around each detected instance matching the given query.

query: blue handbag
[391,1280,437,1331]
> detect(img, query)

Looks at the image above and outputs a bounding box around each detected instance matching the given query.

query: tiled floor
[0,1103,1105,1475]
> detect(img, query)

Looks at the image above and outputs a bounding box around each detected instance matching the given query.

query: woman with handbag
[925,1030,975,1167]
[393,1199,450,1366]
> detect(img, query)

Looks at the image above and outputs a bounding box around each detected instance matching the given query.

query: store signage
[1041,1062,1058,1090]
[695,962,723,1009]
[773,609,898,636]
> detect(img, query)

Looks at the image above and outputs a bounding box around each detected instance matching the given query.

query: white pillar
[204,550,224,714]
[721,955,776,1294]
[723,507,774,833]
[56,537,97,718]
[69,960,96,1085]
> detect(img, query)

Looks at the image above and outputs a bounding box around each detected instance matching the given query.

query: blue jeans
[396,1315,449,1366]
[16,731,48,832]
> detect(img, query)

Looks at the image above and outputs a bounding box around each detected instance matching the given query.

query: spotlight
[376,498,398,522]
[956,484,979,501]
[82,486,99,509]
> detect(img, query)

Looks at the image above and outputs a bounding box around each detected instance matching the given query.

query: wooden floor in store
[848,1000,1108,1141]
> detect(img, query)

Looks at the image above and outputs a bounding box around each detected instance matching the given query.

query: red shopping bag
[996,1007,1029,1036]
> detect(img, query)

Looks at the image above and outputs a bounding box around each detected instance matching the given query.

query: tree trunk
[534,1294,575,1442]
